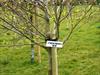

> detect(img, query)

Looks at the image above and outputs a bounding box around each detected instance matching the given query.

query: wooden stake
[37,36,41,63]
[48,48,52,75]
[51,47,58,75]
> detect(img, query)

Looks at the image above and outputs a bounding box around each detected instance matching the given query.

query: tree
[0,0,98,75]
[0,0,43,63]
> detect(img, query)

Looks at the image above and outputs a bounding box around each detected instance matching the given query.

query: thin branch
[57,0,64,22]
[0,17,46,48]
[1,3,46,38]
[63,5,93,44]
[0,44,32,47]
[0,43,45,48]
[60,6,74,23]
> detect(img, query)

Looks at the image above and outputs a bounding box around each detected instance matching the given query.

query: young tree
[0,0,98,75]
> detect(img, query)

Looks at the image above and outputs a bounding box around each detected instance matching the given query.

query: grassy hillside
[0,6,100,75]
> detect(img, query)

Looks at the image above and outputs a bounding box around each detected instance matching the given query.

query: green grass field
[0,6,100,75]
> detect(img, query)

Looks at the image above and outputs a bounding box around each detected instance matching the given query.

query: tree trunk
[31,40,34,63]
[47,22,59,75]
[44,0,58,75]
[30,11,34,64]
[34,1,41,63]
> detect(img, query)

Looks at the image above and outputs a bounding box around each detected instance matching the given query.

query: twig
[63,5,93,44]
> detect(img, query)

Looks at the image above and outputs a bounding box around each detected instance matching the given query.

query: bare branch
[63,5,93,44]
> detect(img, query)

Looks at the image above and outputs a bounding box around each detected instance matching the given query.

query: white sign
[46,41,63,48]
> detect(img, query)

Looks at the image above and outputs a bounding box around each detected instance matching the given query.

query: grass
[0,6,100,75]
[58,18,100,75]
